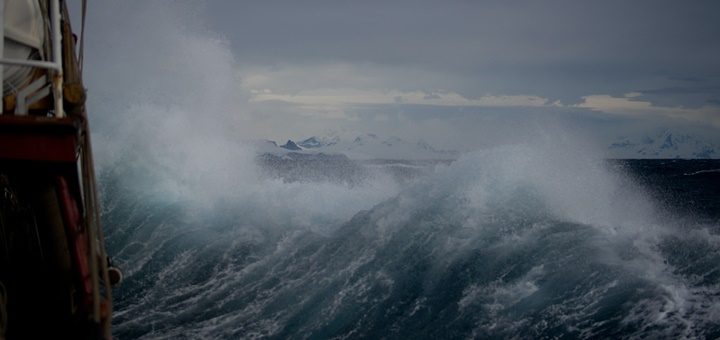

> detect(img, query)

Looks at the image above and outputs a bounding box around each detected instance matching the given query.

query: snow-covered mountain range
[265,133,458,160]
[608,130,718,159]
[253,129,718,161]
[247,133,455,185]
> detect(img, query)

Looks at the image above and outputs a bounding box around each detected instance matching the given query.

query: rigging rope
[78,0,87,75]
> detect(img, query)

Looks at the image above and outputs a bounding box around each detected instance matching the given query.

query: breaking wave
[100,143,720,339]
[83,2,720,338]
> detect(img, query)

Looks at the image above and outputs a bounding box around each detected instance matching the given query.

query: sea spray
[80,2,720,338]
[100,141,720,338]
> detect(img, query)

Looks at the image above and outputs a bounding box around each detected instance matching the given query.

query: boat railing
[1,1,113,337]
[0,0,64,117]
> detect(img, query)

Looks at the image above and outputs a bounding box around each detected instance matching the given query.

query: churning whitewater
[78,4,720,338]
[100,143,720,339]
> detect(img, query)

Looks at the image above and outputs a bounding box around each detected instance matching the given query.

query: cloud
[251,89,553,108]
[80,0,720,154]
[576,95,653,113]
[241,63,558,115]
[208,0,720,107]
[576,94,720,127]
[640,85,720,95]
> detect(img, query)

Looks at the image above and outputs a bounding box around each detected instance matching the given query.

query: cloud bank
[82,0,720,156]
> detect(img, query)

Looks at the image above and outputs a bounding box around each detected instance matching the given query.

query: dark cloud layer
[80,0,720,153]
[204,0,720,103]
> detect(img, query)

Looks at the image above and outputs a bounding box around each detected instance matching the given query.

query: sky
[80,0,720,154]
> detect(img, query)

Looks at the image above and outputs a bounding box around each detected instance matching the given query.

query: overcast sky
[82,0,720,152]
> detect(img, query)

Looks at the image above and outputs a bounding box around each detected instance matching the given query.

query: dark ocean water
[611,159,720,224]
[101,149,720,339]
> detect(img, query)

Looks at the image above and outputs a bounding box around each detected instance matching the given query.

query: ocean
[102,147,720,339]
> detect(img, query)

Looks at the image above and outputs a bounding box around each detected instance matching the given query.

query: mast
[1,1,117,338]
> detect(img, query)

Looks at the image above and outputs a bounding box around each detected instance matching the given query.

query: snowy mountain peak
[660,134,675,150]
[608,130,718,159]
[298,137,322,148]
[281,140,302,151]
[271,133,458,160]
[298,136,339,149]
